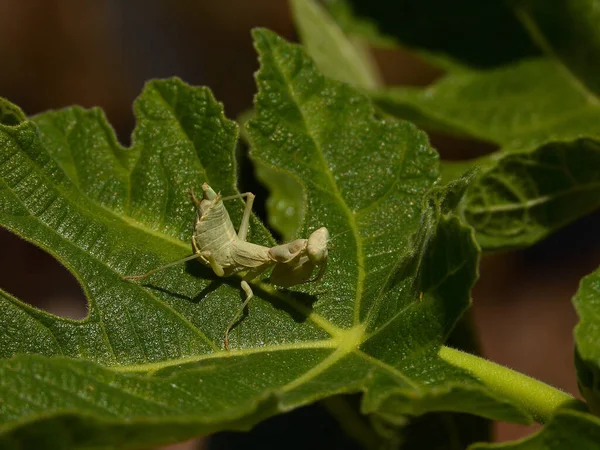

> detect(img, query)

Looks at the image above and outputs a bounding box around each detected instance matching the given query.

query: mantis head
[304,227,330,285]
[307,227,329,265]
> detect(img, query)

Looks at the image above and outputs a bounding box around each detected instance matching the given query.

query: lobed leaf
[0,30,529,448]
[314,0,600,251]
[290,0,381,90]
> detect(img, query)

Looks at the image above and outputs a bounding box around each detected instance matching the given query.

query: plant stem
[439,346,578,423]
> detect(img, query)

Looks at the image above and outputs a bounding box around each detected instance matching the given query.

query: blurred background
[1,1,599,447]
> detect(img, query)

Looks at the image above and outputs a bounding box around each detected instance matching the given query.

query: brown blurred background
[1,1,599,447]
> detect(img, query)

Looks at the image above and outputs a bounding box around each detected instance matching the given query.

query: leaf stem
[439,346,579,423]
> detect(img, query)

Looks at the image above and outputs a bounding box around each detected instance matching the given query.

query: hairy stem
[439,346,580,423]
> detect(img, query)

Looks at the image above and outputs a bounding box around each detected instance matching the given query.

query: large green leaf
[0,29,530,448]
[573,266,600,416]
[469,410,600,450]
[376,59,600,250]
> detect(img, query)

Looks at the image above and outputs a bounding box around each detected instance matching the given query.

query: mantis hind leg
[220,192,255,242]
[224,280,254,350]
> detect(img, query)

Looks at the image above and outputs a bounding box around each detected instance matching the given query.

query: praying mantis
[123,183,329,350]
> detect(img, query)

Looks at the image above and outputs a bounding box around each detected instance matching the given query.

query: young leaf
[469,410,600,450]
[290,0,381,90]
[0,30,529,448]
[573,266,600,415]
[376,59,600,250]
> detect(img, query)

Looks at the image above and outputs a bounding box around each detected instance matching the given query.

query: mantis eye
[307,227,329,263]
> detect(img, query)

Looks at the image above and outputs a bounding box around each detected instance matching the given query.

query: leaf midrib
[268,39,366,327]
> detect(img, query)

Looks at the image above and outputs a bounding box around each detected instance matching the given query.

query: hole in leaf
[0,228,87,319]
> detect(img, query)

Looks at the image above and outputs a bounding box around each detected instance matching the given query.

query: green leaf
[469,410,600,450]
[326,0,540,69]
[376,59,600,250]
[378,59,600,148]
[238,109,304,242]
[515,0,600,97]
[290,0,381,90]
[0,30,529,448]
[573,266,600,416]
[319,2,600,250]
[247,26,529,422]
